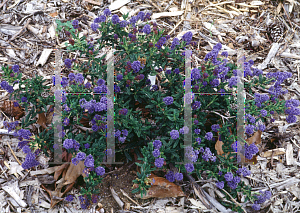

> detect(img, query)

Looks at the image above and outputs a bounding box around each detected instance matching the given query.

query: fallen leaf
[79,112,90,127]
[54,163,69,181]
[63,161,85,185]
[136,173,185,199]
[215,139,224,155]
[46,105,54,125]
[49,11,58,17]
[246,130,262,145]
[36,108,48,130]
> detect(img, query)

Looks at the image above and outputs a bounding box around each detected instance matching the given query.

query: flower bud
[120,42,124,45]
[149,42,153,47]
[8,66,12,69]
[124,71,128,75]
[193,115,197,118]
[69,39,75,46]
[126,80,131,85]
[154,30,158,35]
[10,73,14,77]
[89,50,93,55]
[203,72,208,78]
[153,27,157,31]
[194,85,199,91]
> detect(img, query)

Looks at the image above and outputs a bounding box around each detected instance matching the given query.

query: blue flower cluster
[252,190,272,211]
[244,143,259,160]
[114,129,128,143]
[155,37,167,49]
[201,147,216,162]
[0,80,14,93]
[165,170,183,182]
[152,140,164,168]
[3,121,19,133]
[185,146,199,162]
[63,138,80,151]
[163,96,174,105]
[284,99,300,123]
[179,126,189,134]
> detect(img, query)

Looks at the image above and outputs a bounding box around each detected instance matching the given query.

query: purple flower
[139,74,145,80]
[170,130,179,140]
[287,115,297,123]
[252,204,260,211]
[84,143,90,149]
[119,108,128,115]
[116,74,123,81]
[103,8,111,16]
[260,109,267,117]
[153,140,162,149]
[68,73,75,81]
[155,158,164,168]
[211,124,220,132]
[120,20,128,28]
[174,68,180,74]
[72,20,79,29]
[137,11,145,20]
[179,126,189,134]
[64,59,72,69]
[163,96,173,105]
[216,181,224,189]
[71,156,82,165]
[175,173,183,181]
[63,117,70,126]
[63,139,73,149]
[182,31,193,44]
[94,15,106,23]
[21,153,40,170]
[194,129,201,134]
[143,24,151,34]
[111,15,120,24]
[171,38,180,49]
[65,195,74,202]
[95,166,105,176]
[224,172,233,182]
[115,130,121,138]
[84,154,94,167]
[21,97,27,102]
[191,68,200,80]
[192,101,201,110]
[12,65,19,73]
[14,102,19,107]
[118,136,126,143]
[194,119,199,125]
[196,137,201,145]
[221,51,228,57]
[205,132,213,141]
[245,124,255,135]
[185,163,194,173]
[131,61,142,73]
[152,149,160,158]
[85,82,91,89]
[122,129,128,136]
[165,171,175,182]
[91,22,99,32]
[75,153,85,161]
[91,125,98,132]
[22,145,31,154]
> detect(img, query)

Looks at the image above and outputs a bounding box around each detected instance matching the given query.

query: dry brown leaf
[49,11,58,17]
[46,105,54,125]
[63,161,85,185]
[54,163,69,181]
[246,130,262,145]
[136,173,185,199]
[36,108,48,129]
[215,139,224,155]
[79,112,90,127]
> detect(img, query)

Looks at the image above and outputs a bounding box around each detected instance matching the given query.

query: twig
[120,189,141,207]
[9,18,32,41]
[0,0,9,9]
[6,141,29,172]
[221,188,247,213]
[110,187,124,209]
